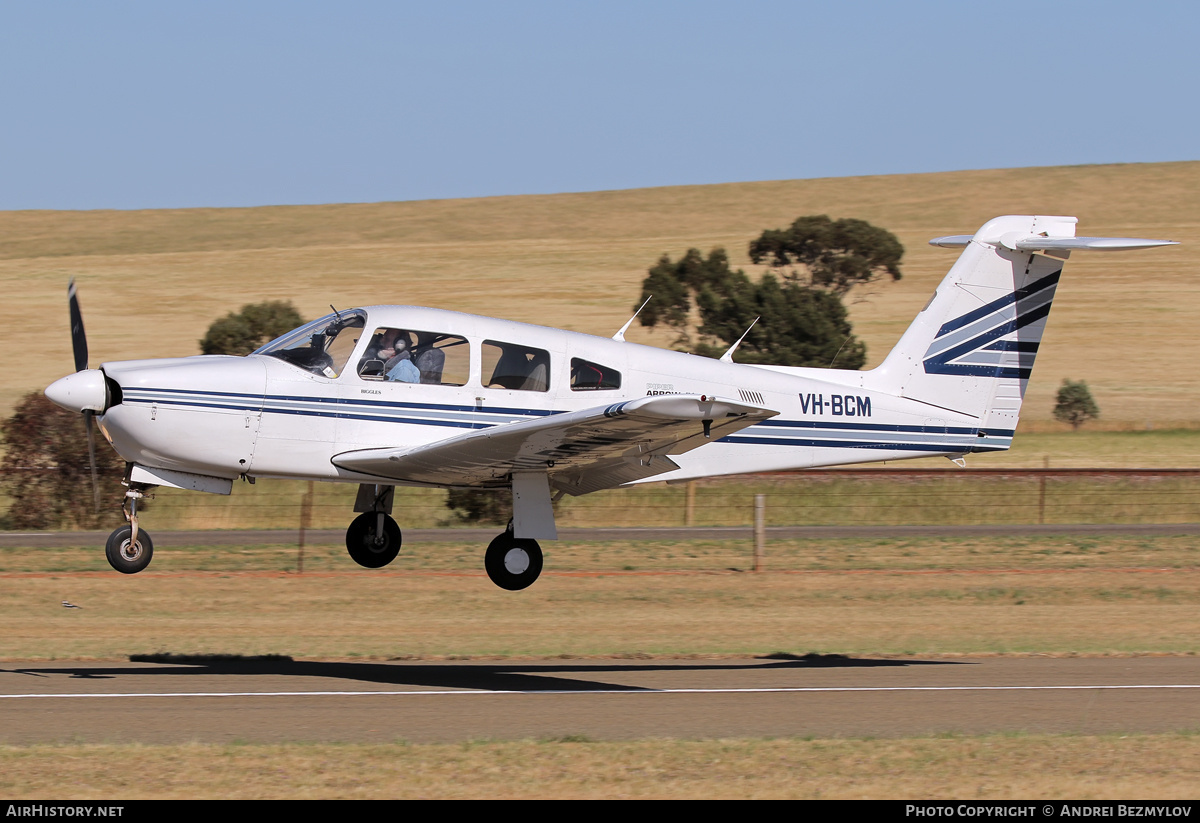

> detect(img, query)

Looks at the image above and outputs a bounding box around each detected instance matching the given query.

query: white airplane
[45,214,1176,590]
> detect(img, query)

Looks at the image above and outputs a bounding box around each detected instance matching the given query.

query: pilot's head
[378,328,412,359]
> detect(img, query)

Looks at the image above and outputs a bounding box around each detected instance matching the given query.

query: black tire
[484,533,543,591]
[105,526,154,574]
[346,512,402,568]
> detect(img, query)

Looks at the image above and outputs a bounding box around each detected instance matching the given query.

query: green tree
[748,214,903,294]
[1,392,127,529]
[200,300,304,356]
[636,216,901,368]
[1053,379,1100,430]
[638,248,736,350]
[695,268,866,367]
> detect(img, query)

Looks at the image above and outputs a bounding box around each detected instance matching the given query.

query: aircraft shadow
[4,653,965,693]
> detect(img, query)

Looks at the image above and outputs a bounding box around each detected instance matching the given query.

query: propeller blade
[84,411,101,513]
[68,278,88,372]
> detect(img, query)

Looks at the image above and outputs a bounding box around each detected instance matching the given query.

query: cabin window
[482,340,550,392]
[254,310,367,378]
[570,358,621,391]
[357,328,469,386]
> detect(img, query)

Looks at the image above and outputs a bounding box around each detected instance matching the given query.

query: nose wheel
[485,532,543,591]
[105,525,154,574]
[346,511,402,568]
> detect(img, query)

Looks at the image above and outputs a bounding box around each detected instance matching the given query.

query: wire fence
[11,468,1194,533]
[5,469,1200,574]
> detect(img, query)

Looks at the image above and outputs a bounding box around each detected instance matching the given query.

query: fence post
[685,480,696,527]
[1039,455,1048,525]
[754,493,765,572]
[297,480,314,574]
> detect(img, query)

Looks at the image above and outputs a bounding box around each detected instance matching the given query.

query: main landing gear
[346,484,402,568]
[343,483,546,590]
[484,529,543,591]
[346,511,402,568]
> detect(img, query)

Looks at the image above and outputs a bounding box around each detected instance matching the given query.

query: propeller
[69,279,88,372]
[68,279,101,513]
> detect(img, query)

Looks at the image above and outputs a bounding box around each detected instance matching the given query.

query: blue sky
[1,1,1196,210]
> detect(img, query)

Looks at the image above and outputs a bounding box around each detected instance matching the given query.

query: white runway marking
[1,684,1198,699]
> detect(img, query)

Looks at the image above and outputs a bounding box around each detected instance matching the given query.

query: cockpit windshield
[252,310,367,378]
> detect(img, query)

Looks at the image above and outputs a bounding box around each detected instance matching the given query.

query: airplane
[44,214,1176,590]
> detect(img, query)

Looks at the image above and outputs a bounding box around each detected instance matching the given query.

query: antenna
[613,295,652,342]
[828,335,852,368]
[719,317,759,363]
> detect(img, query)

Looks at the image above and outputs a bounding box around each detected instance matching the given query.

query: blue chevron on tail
[922,269,1060,380]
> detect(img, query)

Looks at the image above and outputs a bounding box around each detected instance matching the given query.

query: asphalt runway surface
[5,523,1200,548]
[1,656,1197,744]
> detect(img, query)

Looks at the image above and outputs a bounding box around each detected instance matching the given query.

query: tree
[638,248,736,351]
[748,214,903,294]
[635,216,901,368]
[200,300,304,356]
[445,488,513,526]
[1053,379,1100,430]
[694,268,866,368]
[2,392,128,529]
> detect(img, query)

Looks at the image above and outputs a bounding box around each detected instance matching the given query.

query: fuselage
[90,305,1007,490]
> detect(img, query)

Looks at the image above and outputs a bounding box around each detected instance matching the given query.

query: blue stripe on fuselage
[122,388,1006,453]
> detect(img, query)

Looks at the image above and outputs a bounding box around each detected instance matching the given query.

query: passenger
[412,333,446,384]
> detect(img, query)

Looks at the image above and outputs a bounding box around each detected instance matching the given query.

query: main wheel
[105,526,154,574]
[346,512,402,568]
[484,533,543,591]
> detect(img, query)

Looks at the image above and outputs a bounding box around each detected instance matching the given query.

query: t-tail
[865,215,1175,449]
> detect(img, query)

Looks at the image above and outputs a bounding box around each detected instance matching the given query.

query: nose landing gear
[105,525,153,574]
[105,485,153,574]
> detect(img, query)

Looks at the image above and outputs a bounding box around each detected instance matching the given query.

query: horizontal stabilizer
[1011,236,1178,252]
[930,234,1177,252]
[927,235,974,248]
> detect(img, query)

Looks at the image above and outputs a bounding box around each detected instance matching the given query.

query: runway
[5,523,1200,548]
[2,656,1197,744]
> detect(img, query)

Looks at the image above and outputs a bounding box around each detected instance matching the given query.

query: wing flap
[332,394,777,492]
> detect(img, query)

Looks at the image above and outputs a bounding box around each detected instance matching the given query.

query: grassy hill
[4,161,1198,426]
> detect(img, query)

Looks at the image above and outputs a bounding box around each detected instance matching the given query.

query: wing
[332,394,778,495]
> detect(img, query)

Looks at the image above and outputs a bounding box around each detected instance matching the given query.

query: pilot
[382,330,420,383]
[372,328,400,360]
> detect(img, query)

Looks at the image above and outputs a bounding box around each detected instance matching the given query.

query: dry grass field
[4,161,1199,425]
[2,735,1198,799]
[4,533,1198,659]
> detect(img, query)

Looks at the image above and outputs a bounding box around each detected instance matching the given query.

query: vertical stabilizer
[866,215,1175,436]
